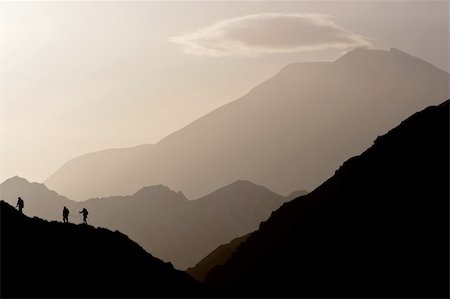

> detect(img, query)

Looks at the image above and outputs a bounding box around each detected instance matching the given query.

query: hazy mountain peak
[228,179,264,188]
[276,48,410,76]
[133,184,188,201]
[334,47,444,72]
[135,184,173,194]
[333,47,389,64]
[197,180,281,201]
[1,175,63,200]
[2,175,30,185]
[342,47,393,57]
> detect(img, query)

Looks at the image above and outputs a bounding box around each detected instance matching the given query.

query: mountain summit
[45,48,449,201]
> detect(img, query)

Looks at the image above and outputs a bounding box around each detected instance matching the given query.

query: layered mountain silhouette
[187,234,250,282]
[0,178,301,269]
[204,100,449,297]
[187,190,308,282]
[0,176,77,221]
[187,187,308,281]
[0,201,203,298]
[45,48,449,201]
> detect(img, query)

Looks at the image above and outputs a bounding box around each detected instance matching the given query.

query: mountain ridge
[0,177,296,269]
[0,200,204,298]
[44,48,450,201]
[204,99,450,297]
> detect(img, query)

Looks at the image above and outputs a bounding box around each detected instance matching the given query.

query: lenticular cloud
[170,13,372,57]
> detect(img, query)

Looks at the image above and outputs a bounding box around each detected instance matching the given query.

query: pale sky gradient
[0,1,448,183]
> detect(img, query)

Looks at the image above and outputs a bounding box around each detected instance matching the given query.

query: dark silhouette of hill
[0,178,297,269]
[187,234,249,282]
[0,201,203,298]
[45,48,449,201]
[204,100,450,298]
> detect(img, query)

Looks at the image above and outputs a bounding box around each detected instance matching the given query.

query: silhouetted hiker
[79,208,88,224]
[63,206,69,223]
[16,197,24,214]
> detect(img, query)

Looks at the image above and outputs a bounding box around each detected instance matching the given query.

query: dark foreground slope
[187,234,249,282]
[205,100,450,298]
[0,201,203,298]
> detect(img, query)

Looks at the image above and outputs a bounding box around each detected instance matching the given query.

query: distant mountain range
[204,100,449,297]
[0,200,203,298]
[44,48,450,201]
[0,178,304,269]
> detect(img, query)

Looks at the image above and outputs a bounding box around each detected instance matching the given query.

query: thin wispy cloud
[170,13,372,57]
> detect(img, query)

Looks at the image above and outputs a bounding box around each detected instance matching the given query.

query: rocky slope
[205,100,449,297]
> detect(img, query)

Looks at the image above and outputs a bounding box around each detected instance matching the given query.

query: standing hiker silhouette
[63,206,70,223]
[16,197,24,214]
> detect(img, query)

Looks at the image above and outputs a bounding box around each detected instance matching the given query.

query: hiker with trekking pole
[79,208,89,224]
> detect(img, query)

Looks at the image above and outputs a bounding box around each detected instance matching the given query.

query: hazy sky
[0,1,448,183]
